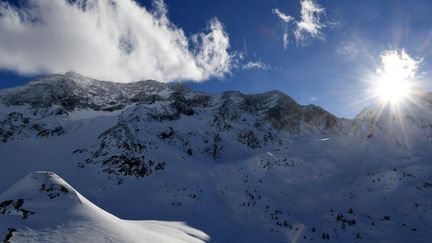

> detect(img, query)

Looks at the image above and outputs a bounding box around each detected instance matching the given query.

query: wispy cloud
[336,42,359,61]
[294,0,326,43]
[242,61,271,70]
[273,0,333,47]
[272,8,294,49]
[273,8,294,23]
[0,0,232,83]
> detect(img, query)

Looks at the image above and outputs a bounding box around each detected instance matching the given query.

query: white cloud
[377,49,421,80]
[0,0,232,83]
[272,8,293,49]
[282,32,289,49]
[272,8,294,23]
[294,0,326,43]
[273,0,332,47]
[242,61,271,70]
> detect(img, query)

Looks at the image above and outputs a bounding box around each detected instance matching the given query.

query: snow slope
[0,73,432,242]
[0,171,209,243]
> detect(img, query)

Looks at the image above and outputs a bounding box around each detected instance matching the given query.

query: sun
[373,50,419,105]
[374,74,411,104]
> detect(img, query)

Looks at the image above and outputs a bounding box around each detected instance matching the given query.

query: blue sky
[1,0,431,118]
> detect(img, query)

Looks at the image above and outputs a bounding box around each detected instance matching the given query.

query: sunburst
[373,49,419,105]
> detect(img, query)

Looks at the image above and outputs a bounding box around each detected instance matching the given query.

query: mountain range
[1,72,431,242]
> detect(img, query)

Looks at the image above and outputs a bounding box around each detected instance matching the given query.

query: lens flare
[373,49,419,105]
[374,73,411,104]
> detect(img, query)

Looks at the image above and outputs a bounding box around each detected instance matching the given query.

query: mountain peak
[354,87,432,121]
[0,171,79,202]
[64,71,84,78]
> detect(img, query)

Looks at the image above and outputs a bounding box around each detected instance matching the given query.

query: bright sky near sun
[0,0,431,118]
[373,50,421,105]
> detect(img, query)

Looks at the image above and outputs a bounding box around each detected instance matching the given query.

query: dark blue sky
[1,0,432,118]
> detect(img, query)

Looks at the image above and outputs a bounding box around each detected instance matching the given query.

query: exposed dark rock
[0,199,34,219]
[265,97,302,134]
[0,112,65,142]
[237,130,261,149]
[3,228,16,243]
[203,133,222,160]
[169,92,195,116]
[158,127,175,139]
[303,105,338,130]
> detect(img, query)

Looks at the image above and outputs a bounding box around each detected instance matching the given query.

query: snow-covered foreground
[0,171,209,243]
[1,73,432,242]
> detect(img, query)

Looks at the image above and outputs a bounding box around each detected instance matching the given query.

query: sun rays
[372,50,420,105]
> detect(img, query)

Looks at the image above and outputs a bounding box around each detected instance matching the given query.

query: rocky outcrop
[0,112,65,142]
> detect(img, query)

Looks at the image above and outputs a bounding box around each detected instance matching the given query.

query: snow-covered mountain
[1,73,432,242]
[0,171,208,243]
[350,88,432,152]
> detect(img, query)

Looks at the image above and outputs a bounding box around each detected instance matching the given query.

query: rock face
[0,111,65,142]
[0,72,179,111]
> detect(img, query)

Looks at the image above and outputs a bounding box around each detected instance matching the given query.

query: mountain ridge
[0,72,344,135]
[0,171,209,243]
